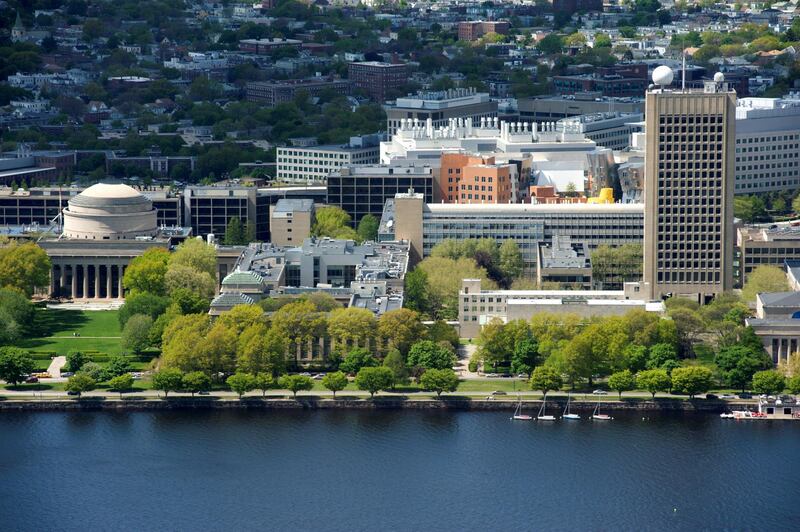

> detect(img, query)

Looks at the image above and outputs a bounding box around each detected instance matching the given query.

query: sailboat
[592,395,612,421]
[537,393,557,421]
[511,395,532,421]
[563,392,581,420]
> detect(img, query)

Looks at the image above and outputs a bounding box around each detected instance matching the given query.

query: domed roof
[79,182,144,199]
[69,182,152,209]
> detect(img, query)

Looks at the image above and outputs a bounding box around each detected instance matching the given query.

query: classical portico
[40,182,176,300]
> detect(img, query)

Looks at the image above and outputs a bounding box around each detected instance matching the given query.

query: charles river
[1,410,798,531]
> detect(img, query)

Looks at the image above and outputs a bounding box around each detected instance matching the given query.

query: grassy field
[17,309,124,356]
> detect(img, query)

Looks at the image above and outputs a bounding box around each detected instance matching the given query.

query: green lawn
[17,309,124,356]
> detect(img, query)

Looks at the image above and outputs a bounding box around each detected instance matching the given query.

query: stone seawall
[0,398,749,413]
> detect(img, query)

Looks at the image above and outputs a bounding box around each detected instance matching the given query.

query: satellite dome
[652,66,674,87]
[713,72,725,83]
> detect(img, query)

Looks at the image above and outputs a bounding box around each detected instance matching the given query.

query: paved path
[50,336,121,339]
[46,356,66,379]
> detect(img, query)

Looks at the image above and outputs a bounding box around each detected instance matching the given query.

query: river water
[1,410,797,531]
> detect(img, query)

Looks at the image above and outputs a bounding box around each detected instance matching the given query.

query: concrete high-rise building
[643,68,736,301]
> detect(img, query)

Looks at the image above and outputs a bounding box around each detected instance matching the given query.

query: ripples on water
[1,410,798,532]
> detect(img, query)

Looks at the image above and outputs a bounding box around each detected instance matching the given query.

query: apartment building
[348,62,410,102]
[643,71,736,301]
[245,77,351,107]
[439,153,518,204]
[276,135,381,183]
[238,38,302,54]
[457,21,510,42]
[384,88,497,136]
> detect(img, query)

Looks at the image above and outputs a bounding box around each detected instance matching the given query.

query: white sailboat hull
[563,414,581,420]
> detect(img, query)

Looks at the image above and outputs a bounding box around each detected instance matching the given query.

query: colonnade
[51,262,126,299]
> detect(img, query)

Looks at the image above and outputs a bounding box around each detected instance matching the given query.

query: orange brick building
[440,153,514,204]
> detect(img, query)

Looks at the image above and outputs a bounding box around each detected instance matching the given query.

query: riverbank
[0,396,756,413]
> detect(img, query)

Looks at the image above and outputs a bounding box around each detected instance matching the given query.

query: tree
[0,288,34,346]
[160,314,211,373]
[378,308,426,356]
[339,347,378,375]
[647,343,679,370]
[79,362,106,382]
[278,374,314,398]
[407,340,457,370]
[511,337,539,377]
[121,314,153,355]
[608,370,636,399]
[355,366,395,398]
[169,238,217,280]
[105,355,132,379]
[65,373,96,397]
[670,366,714,398]
[182,371,211,396]
[122,248,170,296]
[404,268,430,315]
[254,373,276,397]
[164,264,216,300]
[224,217,245,245]
[751,370,785,395]
[65,350,89,373]
[419,368,459,397]
[529,366,563,395]
[0,347,35,385]
[499,240,523,280]
[327,307,377,351]
[322,371,348,398]
[669,307,704,352]
[356,214,379,242]
[383,349,409,386]
[537,33,563,54]
[226,372,256,399]
[237,324,287,376]
[715,345,771,391]
[787,375,800,395]
[742,265,790,303]
[312,206,358,239]
[636,369,671,399]
[418,257,496,319]
[152,368,184,397]
[427,320,459,351]
[118,292,170,328]
[108,374,134,398]
[623,345,649,373]
[0,241,51,297]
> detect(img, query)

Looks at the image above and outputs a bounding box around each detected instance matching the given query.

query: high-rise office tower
[644,67,736,302]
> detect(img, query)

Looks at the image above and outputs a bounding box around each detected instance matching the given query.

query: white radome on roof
[713,72,725,83]
[652,65,674,87]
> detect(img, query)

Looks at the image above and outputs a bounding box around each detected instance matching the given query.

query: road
[0,386,755,403]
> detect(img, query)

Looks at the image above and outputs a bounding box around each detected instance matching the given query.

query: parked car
[517,373,528,378]
[719,394,735,399]
[66,390,79,396]
[198,391,210,396]
[25,376,39,383]
[738,392,753,399]
[490,390,507,396]
[299,372,312,377]
[592,390,608,395]
[61,372,74,378]
[706,394,718,400]
[313,373,325,380]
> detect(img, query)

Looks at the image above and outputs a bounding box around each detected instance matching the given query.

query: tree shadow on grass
[29,309,91,337]
[5,383,54,391]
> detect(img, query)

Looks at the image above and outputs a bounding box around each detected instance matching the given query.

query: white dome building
[62,182,157,240]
